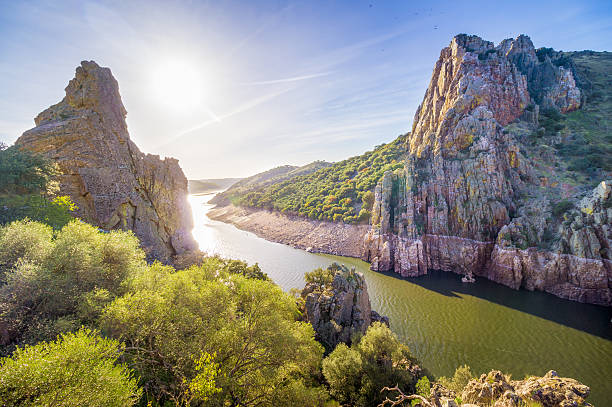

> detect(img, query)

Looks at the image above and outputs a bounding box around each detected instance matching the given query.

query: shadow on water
[377,269,612,340]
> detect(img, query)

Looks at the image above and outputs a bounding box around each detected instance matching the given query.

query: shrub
[437,364,475,394]
[0,220,145,351]
[0,328,141,406]
[323,322,427,407]
[0,144,55,195]
[0,194,76,229]
[101,266,326,406]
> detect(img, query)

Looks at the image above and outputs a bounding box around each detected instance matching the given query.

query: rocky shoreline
[207,204,370,258]
[209,204,612,306]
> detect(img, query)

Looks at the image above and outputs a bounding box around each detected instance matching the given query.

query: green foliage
[0,194,76,229]
[415,376,431,397]
[101,263,326,406]
[0,219,53,281]
[551,199,574,218]
[225,134,406,224]
[0,144,56,195]
[0,220,145,352]
[437,364,474,394]
[218,258,269,280]
[0,328,141,407]
[322,322,427,407]
[188,352,222,402]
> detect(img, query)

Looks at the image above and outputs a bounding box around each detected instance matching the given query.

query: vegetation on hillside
[0,217,430,406]
[0,329,141,406]
[222,135,406,223]
[0,143,75,229]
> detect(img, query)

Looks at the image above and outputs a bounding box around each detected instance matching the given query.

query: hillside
[210,160,333,206]
[213,135,406,223]
[187,177,241,194]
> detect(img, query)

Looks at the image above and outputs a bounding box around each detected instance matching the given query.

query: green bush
[101,264,327,406]
[0,328,140,407]
[0,194,76,229]
[437,364,474,394]
[323,322,427,407]
[0,220,145,351]
[0,144,55,195]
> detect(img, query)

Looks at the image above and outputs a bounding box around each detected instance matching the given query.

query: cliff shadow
[378,269,612,341]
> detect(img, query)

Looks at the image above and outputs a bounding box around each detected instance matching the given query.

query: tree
[0,220,145,352]
[322,323,428,407]
[101,264,327,406]
[0,144,55,195]
[0,328,141,407]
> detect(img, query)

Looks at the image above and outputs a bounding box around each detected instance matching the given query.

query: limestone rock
[300,263,387,351]
[16,61,197,262]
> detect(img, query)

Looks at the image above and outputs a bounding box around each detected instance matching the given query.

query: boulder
[301,263,388,351]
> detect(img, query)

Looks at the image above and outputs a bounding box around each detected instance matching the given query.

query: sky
[1,0,611,178]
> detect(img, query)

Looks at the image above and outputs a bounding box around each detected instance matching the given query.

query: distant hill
[210,161,332,206]
[188,178,242,194]
[210,137,406,223]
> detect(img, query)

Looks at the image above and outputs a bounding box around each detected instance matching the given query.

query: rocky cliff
[299,263,388,351]
[15,61,197,262]
[363,35,611,305]
[414,369,590,407]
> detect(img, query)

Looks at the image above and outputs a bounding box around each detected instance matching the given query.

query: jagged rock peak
[409,33,580,158]
[300,263,389,351]
[16,61,197,262]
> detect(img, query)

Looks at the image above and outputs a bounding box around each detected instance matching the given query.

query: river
[189,193,612,405]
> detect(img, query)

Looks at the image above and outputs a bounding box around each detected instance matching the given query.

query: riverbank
[209,204,612,306]
[207,204,369,258]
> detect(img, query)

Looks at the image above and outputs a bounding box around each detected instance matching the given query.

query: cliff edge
[364,35,611,305]
[15,61,197,262]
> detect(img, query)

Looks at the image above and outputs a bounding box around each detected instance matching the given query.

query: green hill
[214,135,406,223]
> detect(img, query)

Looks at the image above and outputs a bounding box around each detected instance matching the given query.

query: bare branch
[378,385,434,407]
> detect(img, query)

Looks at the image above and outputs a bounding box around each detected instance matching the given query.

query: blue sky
[1,0,611,178]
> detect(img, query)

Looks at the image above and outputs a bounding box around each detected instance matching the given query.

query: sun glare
[151,60,203,112]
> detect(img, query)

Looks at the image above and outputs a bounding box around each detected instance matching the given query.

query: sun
[151,60,203,112]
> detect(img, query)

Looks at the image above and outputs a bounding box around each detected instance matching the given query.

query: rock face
[459,370,590,407]
[16,61,196,261]
[300,263,388,351]
[363,34,612,305]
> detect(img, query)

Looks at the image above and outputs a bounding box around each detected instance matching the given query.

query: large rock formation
[425,370,590,407]
[16,61,197,261]
[300,263,388,351]
[363,35,611,305]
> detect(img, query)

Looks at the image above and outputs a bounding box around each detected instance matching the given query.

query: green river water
[189,194,612,405]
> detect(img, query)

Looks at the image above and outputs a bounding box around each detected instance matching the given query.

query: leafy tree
[0,220,145,352]
[321,343,363,405]
[323,322,428,407]
[101,264,327,406]
[0,328,141,407]
[0,143,76,228]
[0,144,56,195]
[0,194,77,229]
[437,364,474,394]
[415,376,431,397]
